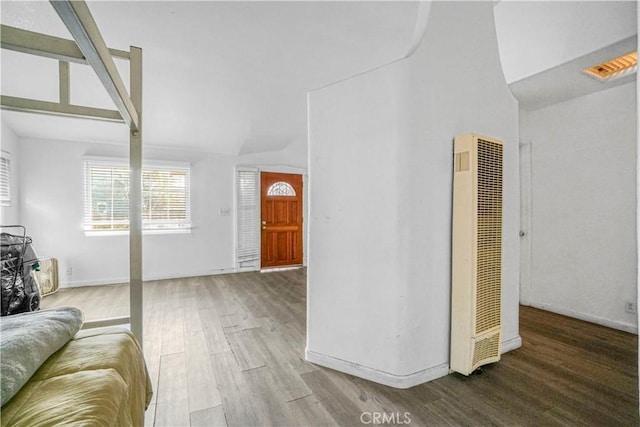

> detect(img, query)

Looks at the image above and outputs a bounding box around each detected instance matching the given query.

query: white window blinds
[83,159,191,232]
[0,157,10,206]
[236,169,259,263]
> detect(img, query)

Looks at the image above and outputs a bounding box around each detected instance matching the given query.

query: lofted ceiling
[1,1,419,155]
[494,0,637,111]
[1,1,637,156]
[509,36,637,111]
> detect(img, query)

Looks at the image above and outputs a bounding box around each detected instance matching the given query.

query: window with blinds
[83,159,191,233]
[236,169,259,268]
[0,157,10,207]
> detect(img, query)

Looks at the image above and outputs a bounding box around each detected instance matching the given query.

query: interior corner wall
[18,137,237,287]
[307,1,519,388]
[520,81,638,333]
[1,121,20,224]
[400,0,520,374]
[307,60,410,382]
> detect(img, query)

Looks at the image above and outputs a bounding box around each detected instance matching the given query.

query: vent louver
[583,51,638,82]
[475,139,503,334]
[451,133,503,375]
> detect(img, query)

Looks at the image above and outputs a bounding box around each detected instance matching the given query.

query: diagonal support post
[50,0,139,132]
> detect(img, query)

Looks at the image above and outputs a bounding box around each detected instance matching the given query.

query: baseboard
[59,267,237,288]
[305,348,449,389]
[260,265,303,273]
[501,335,522,353]
[529,302,638,334]
[61,278,129,288]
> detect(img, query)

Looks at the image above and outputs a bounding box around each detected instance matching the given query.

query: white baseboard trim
[501,335,522,353]
[61,278,128,288]
[59,267,237,288]
[305,348,449,389]
[260,266,303,273]
[529,302,638,334]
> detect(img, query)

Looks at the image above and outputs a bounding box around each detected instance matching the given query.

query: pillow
[1,307,83,406]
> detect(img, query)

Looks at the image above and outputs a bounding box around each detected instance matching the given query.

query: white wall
[308,60,410,380]
[307,1,519,388]
[1,122,20,224]
[495,1,637,84]
[15,133,309,287]
[18,137,240,286]
[521,81,638,333]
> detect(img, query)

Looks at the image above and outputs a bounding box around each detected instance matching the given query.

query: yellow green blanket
[1,309,151,426]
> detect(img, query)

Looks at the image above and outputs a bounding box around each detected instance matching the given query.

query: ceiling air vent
[583,51,638,82]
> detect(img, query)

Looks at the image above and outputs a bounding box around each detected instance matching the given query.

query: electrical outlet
[65,265,73,276]
[624,301,636,314]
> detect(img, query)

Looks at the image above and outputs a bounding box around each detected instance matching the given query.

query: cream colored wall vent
[451,133,503,376]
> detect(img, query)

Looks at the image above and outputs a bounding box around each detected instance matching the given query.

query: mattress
[1,327,152,426]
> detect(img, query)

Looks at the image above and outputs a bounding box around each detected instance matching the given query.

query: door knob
[519,231,526,237]
[262,220,267,225]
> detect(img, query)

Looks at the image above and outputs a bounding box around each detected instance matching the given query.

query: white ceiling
[1,1,637,155]
[1,1,419,155]
[494,0,638,111]
[510,36,637,111]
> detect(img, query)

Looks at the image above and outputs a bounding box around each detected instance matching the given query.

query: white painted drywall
[308,60,410,377]
[520,81,638,333]
[18,137,231,286]
[1,122,20,224]
[308,1,519,387]
[15,134,308,287]
[495,1,638,84]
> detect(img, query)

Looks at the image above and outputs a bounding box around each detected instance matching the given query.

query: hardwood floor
[41,269,639,426]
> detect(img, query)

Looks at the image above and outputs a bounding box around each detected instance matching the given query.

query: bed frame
[1,1,144,345]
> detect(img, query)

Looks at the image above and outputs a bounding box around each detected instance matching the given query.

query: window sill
[84,229,192,237]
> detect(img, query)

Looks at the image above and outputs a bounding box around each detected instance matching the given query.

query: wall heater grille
[451,133,503,376]
[475,139,503,335]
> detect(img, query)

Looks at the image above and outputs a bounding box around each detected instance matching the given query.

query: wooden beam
[82,316,130,330]
[50,1,139,131]
[0,24,130,64]
[1,95,123,122]
[59,61,70,105]
[129,46,143,346]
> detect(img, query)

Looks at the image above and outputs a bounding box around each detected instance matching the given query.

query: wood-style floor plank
[286,394,336,427]
[299,370,365,426]
[210,350,263,427]
[156,353,189,404]
[153,400,190,427]
[184,329,223,412]
[41,269,639,426]
[190,405,227,427]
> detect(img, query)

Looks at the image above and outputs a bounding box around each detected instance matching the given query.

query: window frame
[0,155,11,207]
[266,181,296,197]
[83,157,192,236]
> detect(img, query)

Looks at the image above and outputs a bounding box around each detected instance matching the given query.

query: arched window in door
[267,181,296,197]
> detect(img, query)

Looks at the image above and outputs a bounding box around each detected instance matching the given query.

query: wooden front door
[260,172,303,268]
